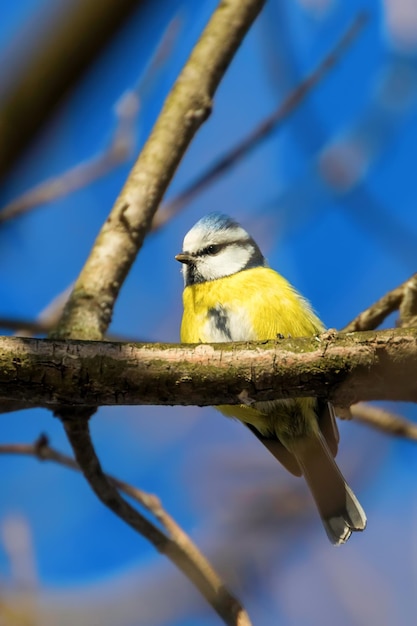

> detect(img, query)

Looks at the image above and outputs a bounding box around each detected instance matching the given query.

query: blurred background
[0,0,416,624]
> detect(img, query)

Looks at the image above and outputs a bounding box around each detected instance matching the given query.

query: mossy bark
[0,328,416,409]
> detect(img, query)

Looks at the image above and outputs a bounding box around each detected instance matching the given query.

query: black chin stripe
[184,263,204,286]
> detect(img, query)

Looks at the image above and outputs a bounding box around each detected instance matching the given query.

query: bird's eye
[206,244,221,255]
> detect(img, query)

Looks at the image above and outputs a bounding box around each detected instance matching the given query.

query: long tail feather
[291,432,366,545]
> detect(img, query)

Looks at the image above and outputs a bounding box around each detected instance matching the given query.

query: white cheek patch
[201,244,253,281]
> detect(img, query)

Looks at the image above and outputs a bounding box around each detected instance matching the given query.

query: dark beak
[175,253,193,264]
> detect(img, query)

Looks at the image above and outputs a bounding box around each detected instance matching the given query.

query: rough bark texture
[0,328,416,409]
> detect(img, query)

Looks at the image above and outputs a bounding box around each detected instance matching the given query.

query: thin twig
[62,419,250,626]
[0,435,248,624]
[351,403,417,441]
[0,142,131,224]
[343,272,417,332]
[152,12,367,231]
[0,283,70,337]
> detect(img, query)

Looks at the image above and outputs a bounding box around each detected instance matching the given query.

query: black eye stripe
[197,244,223,256]
[197,238,250,257]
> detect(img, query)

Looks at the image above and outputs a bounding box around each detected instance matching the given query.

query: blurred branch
[152,12,367,231]
[0,17,181,224]
[351,403,417,441]
[0,130,131,224]
[0,515,39,625]
[0,328,417,408]
[0,0,146,180]
[1,515,38,588]
[0,317,51,335]
[258,7,416,270]
[0,12,365,230]
[0,285,73,345]
[0,435,248,626]
[343,272,417,332]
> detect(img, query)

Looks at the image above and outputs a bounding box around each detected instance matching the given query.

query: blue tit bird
[176,212,366,545]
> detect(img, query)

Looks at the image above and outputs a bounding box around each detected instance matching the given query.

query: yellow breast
[180,266,323,343]
[180,267,322,438]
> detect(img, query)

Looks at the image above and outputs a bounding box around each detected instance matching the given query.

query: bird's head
[175,213,266,286]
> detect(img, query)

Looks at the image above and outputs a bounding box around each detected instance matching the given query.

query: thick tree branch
[0,328,416,408]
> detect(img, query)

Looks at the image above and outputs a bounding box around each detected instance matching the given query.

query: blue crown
[194,212,239,232]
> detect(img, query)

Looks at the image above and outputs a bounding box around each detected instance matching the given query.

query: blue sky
[0,1,416,625]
